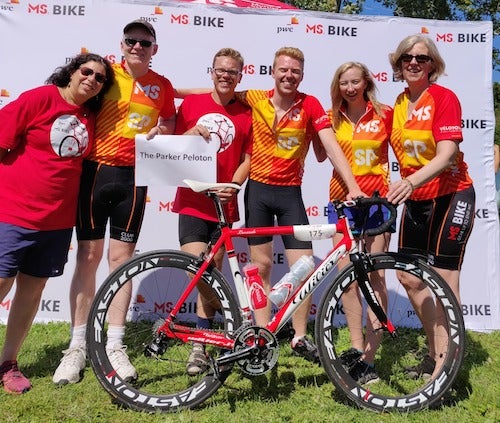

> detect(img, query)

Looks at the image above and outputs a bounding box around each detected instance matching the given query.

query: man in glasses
[53,19,176,385]
[172,48,252,375]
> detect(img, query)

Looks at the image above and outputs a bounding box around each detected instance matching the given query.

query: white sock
[106,325,125,350]
[69,325,86,349]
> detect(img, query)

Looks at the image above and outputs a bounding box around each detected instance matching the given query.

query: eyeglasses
[212,68,242,77]
[80,67,107,84]
[399,54,433,64]
[124,37,154,48]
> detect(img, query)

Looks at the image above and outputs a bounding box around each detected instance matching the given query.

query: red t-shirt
[0,85,94,230]
[172,93,253,223]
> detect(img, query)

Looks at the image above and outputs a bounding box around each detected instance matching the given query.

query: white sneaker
[186,343,208,376]
[107,344,138,382]
[53,346,86,385]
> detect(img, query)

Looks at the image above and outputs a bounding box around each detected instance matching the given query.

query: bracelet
[402,178,414,193]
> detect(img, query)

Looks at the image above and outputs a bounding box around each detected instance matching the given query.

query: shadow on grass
[443,330,489,406]
[20,323,72,379]
[223,364,331,413]
[327,329,489,411]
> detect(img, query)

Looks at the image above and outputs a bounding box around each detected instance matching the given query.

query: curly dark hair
[45,53,114,113]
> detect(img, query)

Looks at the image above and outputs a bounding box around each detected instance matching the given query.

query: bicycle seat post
[207,191,229,228]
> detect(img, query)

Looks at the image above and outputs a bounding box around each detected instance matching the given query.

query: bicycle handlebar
[338,196,398,237]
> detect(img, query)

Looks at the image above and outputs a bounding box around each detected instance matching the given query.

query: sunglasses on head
[399,54,433,64]
[124,37,154,48]
[80,67,107,84]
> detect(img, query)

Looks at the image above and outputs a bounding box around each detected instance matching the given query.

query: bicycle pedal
[276,326,295,341]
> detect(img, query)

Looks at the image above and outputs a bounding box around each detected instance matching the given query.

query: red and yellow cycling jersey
[238,89,331,186]
[390,84,473,201]
[87,62,175,166]
[328,102,393,200]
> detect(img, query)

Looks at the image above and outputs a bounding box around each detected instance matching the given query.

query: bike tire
[86,249,242,413]
[315,252,465,412]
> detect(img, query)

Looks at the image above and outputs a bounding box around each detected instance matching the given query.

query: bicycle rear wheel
[316,252,465,412]
[86,250,241,413]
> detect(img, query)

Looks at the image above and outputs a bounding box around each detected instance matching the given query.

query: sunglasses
[212,68,242,77]
[399,54,433,64]
[80,67,107,84]
[124,37,154,48]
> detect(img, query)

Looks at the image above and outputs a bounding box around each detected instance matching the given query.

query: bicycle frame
[158,190,395,351]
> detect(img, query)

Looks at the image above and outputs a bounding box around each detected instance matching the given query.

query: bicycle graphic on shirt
[197,112,235,153]
[51,114,89,157]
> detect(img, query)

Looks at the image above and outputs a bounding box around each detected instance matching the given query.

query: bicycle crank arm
[215,345,259,366]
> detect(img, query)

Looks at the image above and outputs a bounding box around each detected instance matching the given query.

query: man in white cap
[53,19,176,385]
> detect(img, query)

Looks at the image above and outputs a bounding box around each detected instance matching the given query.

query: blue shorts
[0,222,72,278]
[327,202,395,237]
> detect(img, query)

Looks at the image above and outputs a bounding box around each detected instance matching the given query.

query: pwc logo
[0,89,9,106]
[276,15,299,34]
[0,0,19,12]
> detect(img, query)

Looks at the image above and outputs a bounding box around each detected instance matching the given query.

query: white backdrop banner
[0,0,498,331]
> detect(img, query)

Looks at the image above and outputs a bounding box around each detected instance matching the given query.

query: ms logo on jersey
[50,114,89,157]
[197,113,235,153]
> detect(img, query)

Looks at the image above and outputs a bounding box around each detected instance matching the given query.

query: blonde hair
[388,34,446,83]
[273,47,305,68]
[213,47,244,70]
[330,62,387,129]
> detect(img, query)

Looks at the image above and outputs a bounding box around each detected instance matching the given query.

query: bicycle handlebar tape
[356,197,398,237]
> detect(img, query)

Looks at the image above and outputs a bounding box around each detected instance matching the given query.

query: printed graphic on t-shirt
[50,114,89,157]
[196,112,235,153]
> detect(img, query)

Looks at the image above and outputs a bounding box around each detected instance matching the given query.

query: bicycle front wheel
[86,250,242,413]
[316,252,465,412]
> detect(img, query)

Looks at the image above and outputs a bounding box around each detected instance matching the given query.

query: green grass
[0,323,498,422]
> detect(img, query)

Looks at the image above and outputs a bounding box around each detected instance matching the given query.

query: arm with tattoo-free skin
[317,127,365,199]
[387,140,459,205]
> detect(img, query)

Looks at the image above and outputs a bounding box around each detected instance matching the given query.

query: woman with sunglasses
[0,53,113,394]
[387,35,475,380]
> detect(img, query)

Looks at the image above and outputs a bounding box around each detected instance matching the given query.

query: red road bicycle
[87,180,465,413]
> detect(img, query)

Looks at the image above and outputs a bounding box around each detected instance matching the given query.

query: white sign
[135,135,218,186]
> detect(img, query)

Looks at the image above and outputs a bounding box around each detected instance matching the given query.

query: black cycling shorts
[178,214,226,246]
[398,186,475,270]
[244,179,312,249]
[76,160,147,243]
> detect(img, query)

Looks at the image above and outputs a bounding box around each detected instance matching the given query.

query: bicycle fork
[350,251,397,337]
